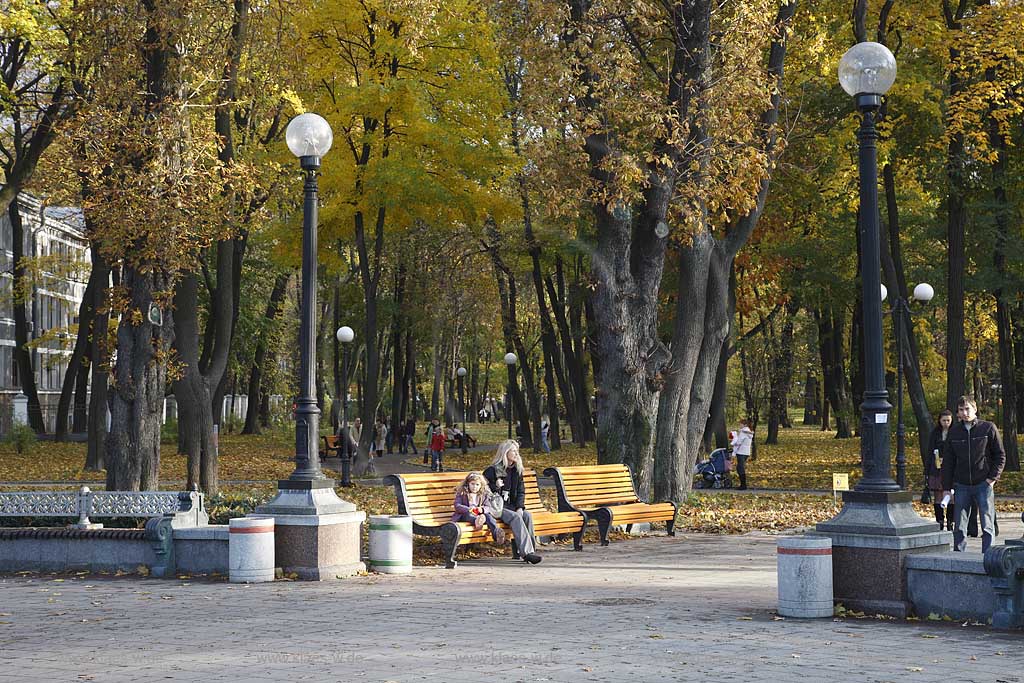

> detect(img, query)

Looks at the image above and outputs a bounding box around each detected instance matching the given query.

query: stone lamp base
[812,490,950,617]
[252,479,366,580]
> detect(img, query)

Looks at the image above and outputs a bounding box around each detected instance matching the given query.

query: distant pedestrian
[540,415,551,453]
[372,418,387,459]
[384,417,394,454]
[404,418,418,455]
[351,417,362,446]
[926,410,955,530]
[428,418,446,472]
[941,396,1005,553]
[730,418,754,491]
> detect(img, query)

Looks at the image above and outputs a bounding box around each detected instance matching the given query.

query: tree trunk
[8,201,45,433]
[989,109,1019,470]
[84,256,113,472]
[354,207,386,475]
[390,263,406,432]
[243,271,289,435]
[880,163,932,469]
[766,301,797,445]
[803,373,820,425]
[105,262,172,491]
[816,307,853,438]
[945,57,968,407]
[57,240,107,440]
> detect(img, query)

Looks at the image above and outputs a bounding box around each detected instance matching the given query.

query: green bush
[5,423,37,454]
[206,490,269,524]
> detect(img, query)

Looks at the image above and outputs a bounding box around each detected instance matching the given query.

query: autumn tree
[293,0,510,471]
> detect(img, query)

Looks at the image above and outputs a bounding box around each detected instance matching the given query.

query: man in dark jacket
[941,395,1005,552]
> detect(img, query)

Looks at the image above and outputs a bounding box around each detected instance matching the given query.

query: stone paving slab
[2,522,1024,682]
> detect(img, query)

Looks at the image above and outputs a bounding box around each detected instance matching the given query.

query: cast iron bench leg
[595,509,612,547]
[666,516,676,536]
[440,523,461,569]
[572,530,583,551]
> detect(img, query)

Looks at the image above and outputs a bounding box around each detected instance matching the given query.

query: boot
[933,504,945,529]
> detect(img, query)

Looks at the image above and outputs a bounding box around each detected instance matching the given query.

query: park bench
[321,434,340,459]
[445,432,477,449]
[383,469,585,568]
[543,464,677,546]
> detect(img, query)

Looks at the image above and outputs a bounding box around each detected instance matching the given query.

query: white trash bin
[777,536,833,618]
[368,514,412,574]
[229,517,275,583]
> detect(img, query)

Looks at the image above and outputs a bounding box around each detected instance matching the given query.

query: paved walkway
[2,523,1023,682]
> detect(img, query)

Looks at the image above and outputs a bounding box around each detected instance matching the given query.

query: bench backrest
[323,435,339,448]
[548,464,640,507]
[391,469,547,528]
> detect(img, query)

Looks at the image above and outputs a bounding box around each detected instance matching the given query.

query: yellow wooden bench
[320,434,340,459]
[543,464,677,546]
[383,469,586,568]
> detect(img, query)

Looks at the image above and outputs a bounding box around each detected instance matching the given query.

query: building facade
[0,194,91,433]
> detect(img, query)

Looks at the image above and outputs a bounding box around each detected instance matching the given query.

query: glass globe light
[880,283,888,301]
[838,42,897,96]
[504,352,518,366]
[286,113,333,158]
[457,367,467,377]
[913,283,934,303]
[336,326,354,343]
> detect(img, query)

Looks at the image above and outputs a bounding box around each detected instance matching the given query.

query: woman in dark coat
[483,440,542,564]
[926,410,954,530]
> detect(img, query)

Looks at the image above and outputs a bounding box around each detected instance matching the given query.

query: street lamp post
[457,366,468,454]
[815,43,945,617]
[253,113,365,580]
[336,325,355,486]
[887,282,933,490]
[840,42,899,493]
[504,352,517,440]
[284,112,334,483]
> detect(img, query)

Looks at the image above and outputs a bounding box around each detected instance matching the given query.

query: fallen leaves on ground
[676,493,840,534]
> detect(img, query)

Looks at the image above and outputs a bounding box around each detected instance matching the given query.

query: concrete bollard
[229,517,275,583]
[368,514,412,574]
[777,536,833,618]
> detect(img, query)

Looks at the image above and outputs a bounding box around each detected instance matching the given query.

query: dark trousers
[735,454,748,489]
[932,503,955,530]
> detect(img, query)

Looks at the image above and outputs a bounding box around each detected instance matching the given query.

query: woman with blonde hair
[483,440,542,564]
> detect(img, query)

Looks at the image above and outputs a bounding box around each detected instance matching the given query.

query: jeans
[952,481,995,552]
[430,449,444,472]
[404,435,417,455]
[541,432,550,453]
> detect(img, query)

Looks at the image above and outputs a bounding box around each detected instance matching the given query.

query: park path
[1,527,1022,682]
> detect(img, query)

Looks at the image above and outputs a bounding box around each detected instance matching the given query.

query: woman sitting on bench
[484,440,542,565]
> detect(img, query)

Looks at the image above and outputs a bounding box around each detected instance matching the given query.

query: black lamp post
[282,112,334,484]
[336,325,354,486]
[457,366,468,453]
[838,41,899,493]
[504,352,517,440]
[886,282,933,489]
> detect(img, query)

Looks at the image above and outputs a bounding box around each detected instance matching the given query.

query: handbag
[484,491,504,518]
[920,486,932,505]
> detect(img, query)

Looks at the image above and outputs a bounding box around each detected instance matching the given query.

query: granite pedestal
[813,490,950,617]
[253,479,366,580]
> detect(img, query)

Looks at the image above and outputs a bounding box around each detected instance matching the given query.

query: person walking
[941,395,1005,553]
[925,410,955,530]
[730,418,754,491]
[428,418,446,472]
[540,415,551,453]
[372,418,387,459]
[404,417,418,455]
[483,440,542,564]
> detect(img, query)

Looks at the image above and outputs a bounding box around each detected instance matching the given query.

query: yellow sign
[832,473,850,491]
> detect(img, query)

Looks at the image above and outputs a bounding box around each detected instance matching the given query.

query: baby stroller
[694,448,733,489]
